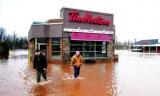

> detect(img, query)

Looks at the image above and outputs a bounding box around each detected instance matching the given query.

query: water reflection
[105,62,118,96]
[29,85,48,96]
[69,81,82,96]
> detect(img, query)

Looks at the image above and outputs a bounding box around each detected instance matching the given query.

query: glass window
[70,40,83,44]
[84,46,95,51]
[70,52,75,58]
[52,38,61,59]
[96,46,102,51]
[52,52,60,59]
[52,38,60,44]
[52,45,60,51]
[83,52,95,58]
[70,52,83,58]
[96,52,107,57]
[96,42,102,45]
[70,41,107,58]
[70,45,83,51]
[102,42,106,53]
[37,38,47,43]
[83,41,95,45]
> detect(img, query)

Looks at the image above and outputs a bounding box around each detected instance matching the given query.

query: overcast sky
[0,0,160,42]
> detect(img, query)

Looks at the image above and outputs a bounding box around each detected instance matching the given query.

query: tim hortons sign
[68,11,110,26]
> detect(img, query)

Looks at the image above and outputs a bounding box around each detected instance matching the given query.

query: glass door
[38,44,47,58]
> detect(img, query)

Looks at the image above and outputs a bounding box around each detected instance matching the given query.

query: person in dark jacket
[33,49,47,83]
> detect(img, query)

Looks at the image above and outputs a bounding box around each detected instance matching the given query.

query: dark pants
[74,66,81,78]
[36,70,47,82]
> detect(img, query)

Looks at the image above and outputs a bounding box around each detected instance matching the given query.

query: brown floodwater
[1,50,160,96]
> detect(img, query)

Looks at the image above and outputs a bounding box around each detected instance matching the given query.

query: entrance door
[39,44,47,58]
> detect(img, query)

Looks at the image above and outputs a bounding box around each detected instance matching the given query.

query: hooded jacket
[33,53,47,71]
[70,55,83,67]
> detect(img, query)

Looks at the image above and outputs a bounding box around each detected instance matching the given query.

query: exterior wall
[48,24,62,37]
[28,27,32,40]
[48,38,52,59]
[107,40,114,61]
[28,40,31,62]
[28,24,63,40]
[31,25,45,38]
[28,39,35,62]
[61,7,114,39]
[62,38,70,63]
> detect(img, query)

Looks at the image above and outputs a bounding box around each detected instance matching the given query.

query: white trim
[132,44,160,47]
[63,28,114,34]
[142,45,156,47]
[156,44,160,46]
[132,45,141,46]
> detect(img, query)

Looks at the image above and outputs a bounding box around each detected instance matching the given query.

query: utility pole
[135,38,137,43]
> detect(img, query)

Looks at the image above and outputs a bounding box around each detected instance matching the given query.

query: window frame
[52,38,61,59]
[70,41,107,58]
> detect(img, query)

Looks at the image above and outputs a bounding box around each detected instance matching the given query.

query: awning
[70,32,110,42]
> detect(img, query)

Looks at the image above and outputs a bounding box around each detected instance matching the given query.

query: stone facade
[107,40,114,61]
[62,38,70,63]
[61,39,114,63]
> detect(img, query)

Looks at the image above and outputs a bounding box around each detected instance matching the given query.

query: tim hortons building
[28,7,116,63]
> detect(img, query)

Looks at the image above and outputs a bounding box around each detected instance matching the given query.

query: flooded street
[1,50,160,96]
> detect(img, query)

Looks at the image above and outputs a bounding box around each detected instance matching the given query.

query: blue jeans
[74,66,81,78]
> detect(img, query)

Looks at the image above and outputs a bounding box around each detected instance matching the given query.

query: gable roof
[132,39,158,46]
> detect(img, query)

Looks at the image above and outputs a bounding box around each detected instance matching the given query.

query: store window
[37,38,47,43]
[70,41,107,58]
[52,38,61,59]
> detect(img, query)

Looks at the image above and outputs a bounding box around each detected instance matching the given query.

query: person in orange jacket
[70,51,83,78]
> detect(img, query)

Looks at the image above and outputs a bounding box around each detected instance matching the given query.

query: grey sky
[0,0,160,42]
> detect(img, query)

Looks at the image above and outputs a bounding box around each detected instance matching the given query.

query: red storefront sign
[141,41,149,45]
[71,32,110,41]
[68,12,110,26]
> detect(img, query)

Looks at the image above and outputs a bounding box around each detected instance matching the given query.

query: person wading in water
[33,49,47,83]
[70,51,83,78]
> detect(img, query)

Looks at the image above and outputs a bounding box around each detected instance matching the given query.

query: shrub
[0,41,9,56]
